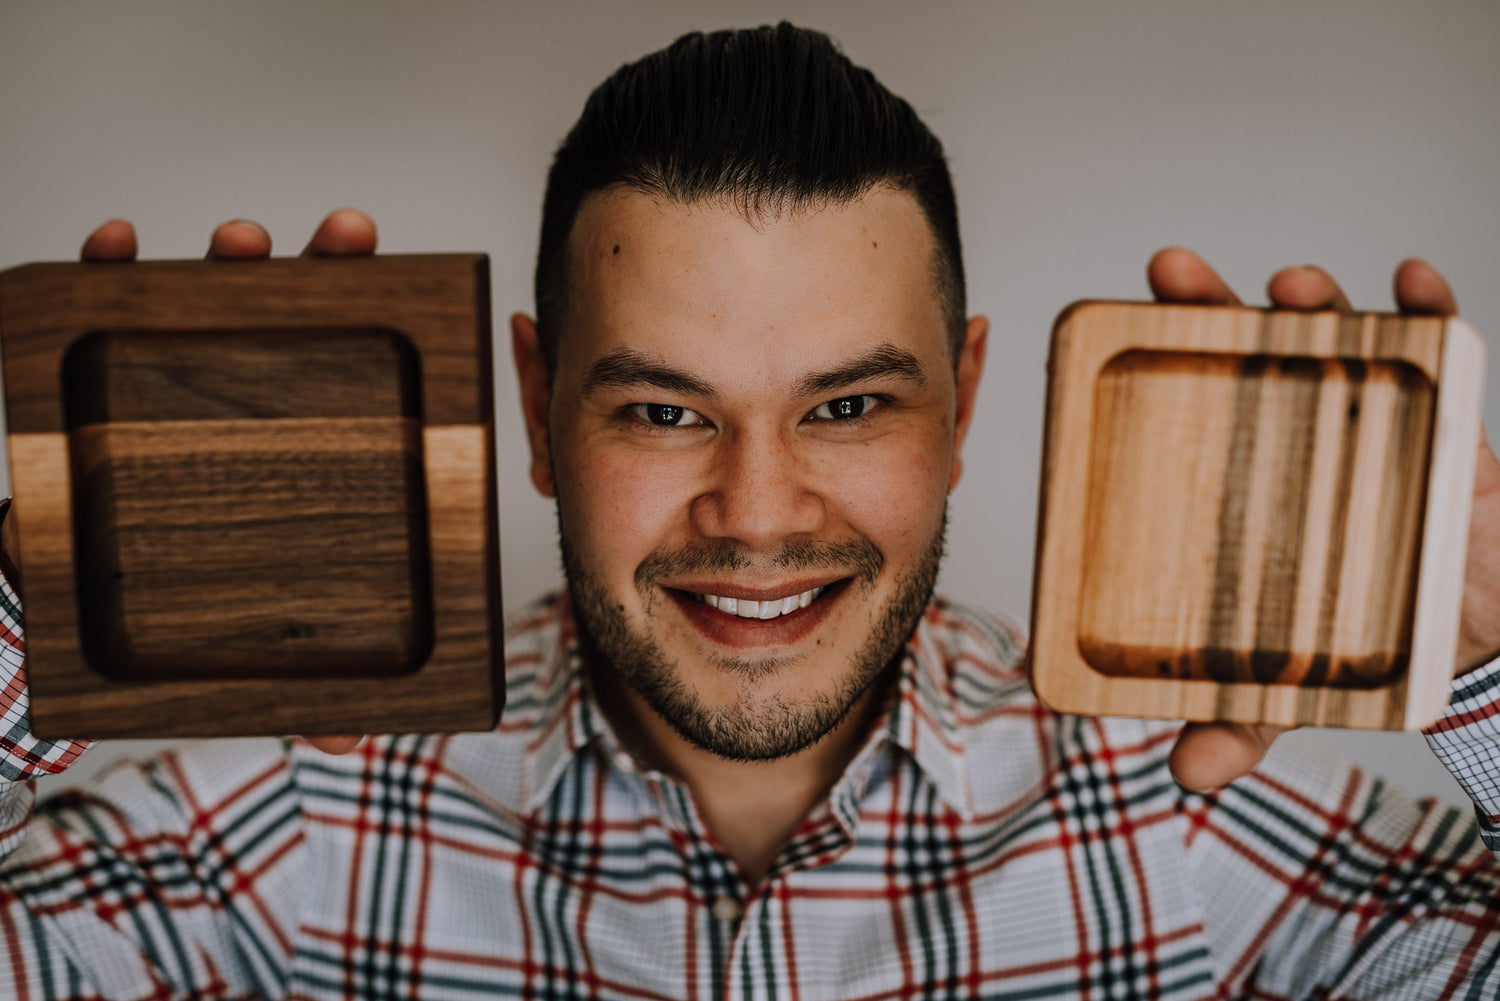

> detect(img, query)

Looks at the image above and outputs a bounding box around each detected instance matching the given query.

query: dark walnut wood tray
[0,255,503,738]
[1030,301,1483,730]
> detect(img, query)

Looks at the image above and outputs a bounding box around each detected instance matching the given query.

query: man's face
[516,186,985,761]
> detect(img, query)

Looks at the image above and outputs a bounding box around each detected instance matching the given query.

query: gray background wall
[3,2,1496,807]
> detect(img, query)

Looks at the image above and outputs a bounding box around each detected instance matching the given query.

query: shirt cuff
[1423,655,1500,849]
[0,527,93,783]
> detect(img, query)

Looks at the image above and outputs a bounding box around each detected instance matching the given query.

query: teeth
[697,586,826,621]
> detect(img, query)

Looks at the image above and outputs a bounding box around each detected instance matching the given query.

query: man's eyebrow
[579,349,719,399]
[795,343,928,397]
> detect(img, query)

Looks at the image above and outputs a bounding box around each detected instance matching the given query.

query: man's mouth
[664,580,848,649]
[690,586,829,621]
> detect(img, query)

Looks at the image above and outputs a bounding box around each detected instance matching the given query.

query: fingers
[1147,247,1243,306]
[1392,258,1458,316]
[213,209,376,260]
[301,208,378,257]
[87,209,376,265]
[210,209,378,259]
[1262,259,1458,316]
[1168,721,1287,792]
[1152,248,1457,320]
[80,219,139,261]
[1265,265,1352,312]
[207,219,273,260]
[305,735,366,756]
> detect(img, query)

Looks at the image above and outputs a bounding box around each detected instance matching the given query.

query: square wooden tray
[0,255,503,738]
[1030,301,1483,730]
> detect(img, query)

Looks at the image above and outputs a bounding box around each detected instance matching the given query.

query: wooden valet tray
[1030,301,1484,730]
[0,255,503,738]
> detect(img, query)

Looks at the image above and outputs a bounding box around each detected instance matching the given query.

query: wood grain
[1030,302,1483,730]
[70,418,430,680]
[1079,351,1432,687]
[0,255,503,738]
[0,255,488,432]
[62,326,421,423]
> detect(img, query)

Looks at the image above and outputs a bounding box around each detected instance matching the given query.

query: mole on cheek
[612,244,621,255]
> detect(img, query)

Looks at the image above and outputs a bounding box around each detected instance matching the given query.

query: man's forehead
[561,187,947,354]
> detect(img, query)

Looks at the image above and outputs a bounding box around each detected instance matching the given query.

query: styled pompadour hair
[533,22,965,373]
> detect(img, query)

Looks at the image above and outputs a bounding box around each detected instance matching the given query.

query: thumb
[1169,722,1287,792]
[305,735,366,756]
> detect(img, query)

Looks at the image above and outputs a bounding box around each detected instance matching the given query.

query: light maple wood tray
[0,255,503,739]
[1030,301,1483,730]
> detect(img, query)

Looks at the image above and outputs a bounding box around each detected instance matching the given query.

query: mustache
[635,538,883,589]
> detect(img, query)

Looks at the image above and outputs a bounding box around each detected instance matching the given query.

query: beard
[560,508,947,763]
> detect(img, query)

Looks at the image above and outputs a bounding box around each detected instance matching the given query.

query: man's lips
[664,580,849,648]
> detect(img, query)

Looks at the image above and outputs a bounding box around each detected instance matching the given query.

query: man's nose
[689,430,826,549]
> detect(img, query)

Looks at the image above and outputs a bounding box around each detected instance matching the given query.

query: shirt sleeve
[0,738,310,999]
[0,519,95,871]
[1187,731,1500,998]
[1424,656,1500,853]
[0,535,94,787]
[0,502,309,997]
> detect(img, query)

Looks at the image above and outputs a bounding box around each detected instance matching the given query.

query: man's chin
[704,650,805,684]
[642,675,879,763]
[583,621,875,761]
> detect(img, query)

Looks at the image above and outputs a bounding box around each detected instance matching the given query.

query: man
[3,23,1499,999]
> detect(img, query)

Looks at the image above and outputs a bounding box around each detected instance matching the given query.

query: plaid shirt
[2,574,1499,1000]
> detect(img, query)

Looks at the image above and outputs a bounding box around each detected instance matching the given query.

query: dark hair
[533,22,965,373]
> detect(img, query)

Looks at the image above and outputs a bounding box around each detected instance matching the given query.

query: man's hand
[1146,248,1498,791]
[79,210,379,757]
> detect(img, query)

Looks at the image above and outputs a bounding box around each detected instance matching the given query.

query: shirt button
[710,895,743,923]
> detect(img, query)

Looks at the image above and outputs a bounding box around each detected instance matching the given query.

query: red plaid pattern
[0,574,90,786]
[1,582,1499,999]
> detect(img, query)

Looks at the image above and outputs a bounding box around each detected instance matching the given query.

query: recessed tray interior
[62,326,433,681]
[1078,348,1434,688]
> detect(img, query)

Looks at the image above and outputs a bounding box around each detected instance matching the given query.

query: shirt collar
[516,594,974,818]
[883,603,974,817]
[520,593,602,812]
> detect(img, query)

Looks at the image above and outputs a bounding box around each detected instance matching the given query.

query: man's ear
[948,315,988,492]
[510,313,556,497]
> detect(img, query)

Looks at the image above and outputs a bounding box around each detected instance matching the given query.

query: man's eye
[631,403,702,427]
[809,395,879,421]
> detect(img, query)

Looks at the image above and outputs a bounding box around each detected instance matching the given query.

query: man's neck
[589,664,891,887]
